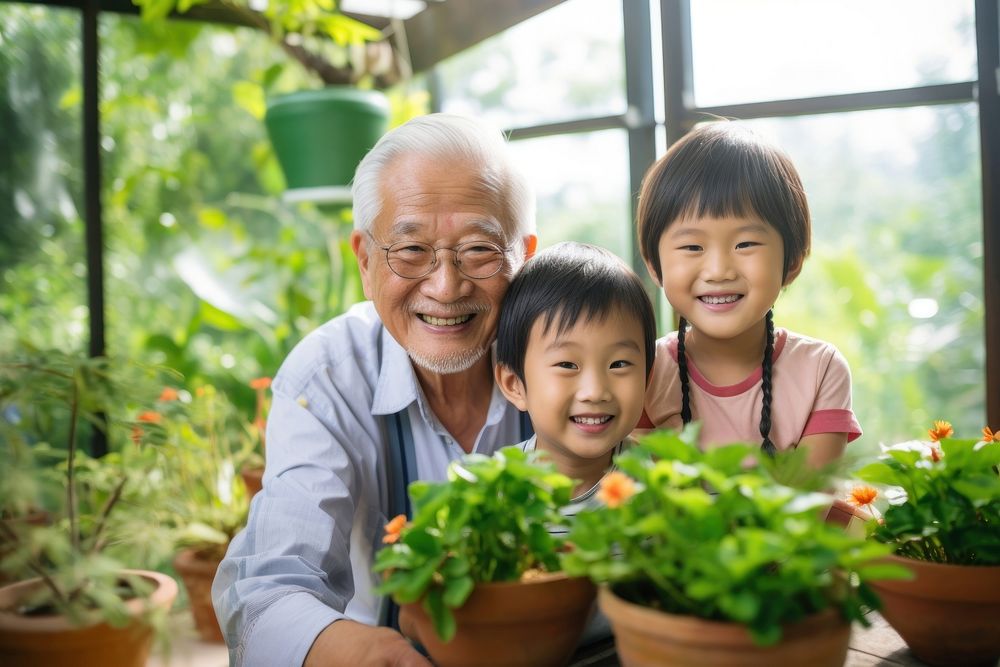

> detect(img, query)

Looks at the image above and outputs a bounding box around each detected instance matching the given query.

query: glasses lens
[386,242,435,278]
[457,243,504,278]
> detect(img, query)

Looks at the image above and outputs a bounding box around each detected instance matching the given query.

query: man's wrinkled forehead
[386,219,507,242]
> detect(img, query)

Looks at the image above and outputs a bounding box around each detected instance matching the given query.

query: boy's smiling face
[496,306,647,474]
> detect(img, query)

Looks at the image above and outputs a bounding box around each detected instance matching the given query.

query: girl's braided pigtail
[677,317,692,425]
[759,309,776,456]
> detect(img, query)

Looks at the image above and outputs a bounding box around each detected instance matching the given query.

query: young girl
[636,122,861,467]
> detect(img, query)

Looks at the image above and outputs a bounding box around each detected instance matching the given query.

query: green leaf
[442,575,474,608]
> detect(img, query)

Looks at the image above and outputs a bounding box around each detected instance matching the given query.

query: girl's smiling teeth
[572,415,613,425]
[419,313,474,326]
[699,294,742,305]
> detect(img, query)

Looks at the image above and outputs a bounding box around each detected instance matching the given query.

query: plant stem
[87,475,128,555]
[0,521,70,606]
[67,373,80,553]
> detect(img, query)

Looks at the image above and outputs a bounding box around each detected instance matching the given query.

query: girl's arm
[796,431,847,469]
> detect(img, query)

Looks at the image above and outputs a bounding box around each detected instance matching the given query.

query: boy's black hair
[636,122,811,457]
[496,241,656,383]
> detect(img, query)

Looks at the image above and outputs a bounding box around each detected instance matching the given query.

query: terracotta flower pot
[599,586,850,667]
[239,465,264,499]
[400,572,596,667]
[173,547,225,643]
[868,554,1000,666]
[0,569,178,667]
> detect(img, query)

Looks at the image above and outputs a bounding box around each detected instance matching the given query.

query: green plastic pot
[264,87,389,200]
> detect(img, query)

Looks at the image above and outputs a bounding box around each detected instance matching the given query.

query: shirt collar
[371,328,421,416]
[370,331,510,433]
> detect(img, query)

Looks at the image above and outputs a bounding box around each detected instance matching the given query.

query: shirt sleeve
[802,344,863,443]
[212,352,378,667]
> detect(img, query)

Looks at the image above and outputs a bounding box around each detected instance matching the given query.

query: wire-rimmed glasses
[375,239,509,280]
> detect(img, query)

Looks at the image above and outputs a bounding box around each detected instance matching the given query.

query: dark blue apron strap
[519,410,534,440]
[378,408,416,630]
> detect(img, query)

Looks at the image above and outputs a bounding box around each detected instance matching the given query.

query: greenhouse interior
[1,1,998,666]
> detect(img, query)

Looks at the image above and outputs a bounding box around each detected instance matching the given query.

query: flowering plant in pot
[146,382,256,642]
[850,420,1000,667]
[561,427,900,667]
[0,345,178,667]
[373,446,596,667]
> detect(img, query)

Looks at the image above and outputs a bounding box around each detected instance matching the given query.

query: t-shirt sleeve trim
[802,408,863,443]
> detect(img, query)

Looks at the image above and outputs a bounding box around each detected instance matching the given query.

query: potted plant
[132,0,409,203]
[238,376,271,498]
[561,427,901,667]
[850,420,1000,667]
[149,382,255,642]
[373,446,596,667]
[0,346,179,667]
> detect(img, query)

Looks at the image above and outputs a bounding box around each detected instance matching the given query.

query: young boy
[495,241,657,522]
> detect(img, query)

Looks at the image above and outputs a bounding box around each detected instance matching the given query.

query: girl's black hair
[496,242,656,383]
[639,122,805,456]
[676,311,777,456]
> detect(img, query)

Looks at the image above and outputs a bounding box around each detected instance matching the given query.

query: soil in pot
[869,555,1000,667]
[400,572,596,667]
[599,586,851,667]
[173,547,226,643]
[0,569,178,667]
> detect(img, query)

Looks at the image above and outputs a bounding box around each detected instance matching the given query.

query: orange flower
[983,426,999,443]
[137,411,162,424]
[847,485,878,508]
[383,514,407,544]
[597,471,636,509]
[929,445,943,463]
[927,420,953,442]
[131,425,144,445]
[250,377,272,391]
[158,387,179,402]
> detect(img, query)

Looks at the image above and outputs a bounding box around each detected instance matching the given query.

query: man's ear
[351,229,373,300]
[783,256,804,286]
[522,234,538,261]
[495,363,528,412]
[643,258,662,287]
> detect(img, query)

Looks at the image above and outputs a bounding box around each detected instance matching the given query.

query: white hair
[351,113,536,263]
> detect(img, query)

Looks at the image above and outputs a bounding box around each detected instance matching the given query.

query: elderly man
[212,114,537,666]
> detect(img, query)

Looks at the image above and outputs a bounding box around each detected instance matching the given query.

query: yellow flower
[597,471,636,509]
[983,426,999,443]
[847,485,878,508]
[383,514,408,544]
[928,420,953,442]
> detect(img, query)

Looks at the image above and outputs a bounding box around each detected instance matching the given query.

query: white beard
[408,345,488,375]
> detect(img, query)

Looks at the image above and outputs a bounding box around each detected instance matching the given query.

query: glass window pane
[690,0,976,107]
[0,5,86,351]
[741,105,983,448]
[437,0,626,128]
[508,130,632,259]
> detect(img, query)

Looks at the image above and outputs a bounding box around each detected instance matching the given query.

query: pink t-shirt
[639,328,862,451]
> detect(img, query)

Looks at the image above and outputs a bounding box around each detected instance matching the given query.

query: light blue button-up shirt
[212,301,525,667]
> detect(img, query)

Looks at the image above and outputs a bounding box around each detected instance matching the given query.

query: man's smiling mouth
[418,314,474,326]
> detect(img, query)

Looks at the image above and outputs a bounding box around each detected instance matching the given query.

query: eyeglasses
[375,239,509,280]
